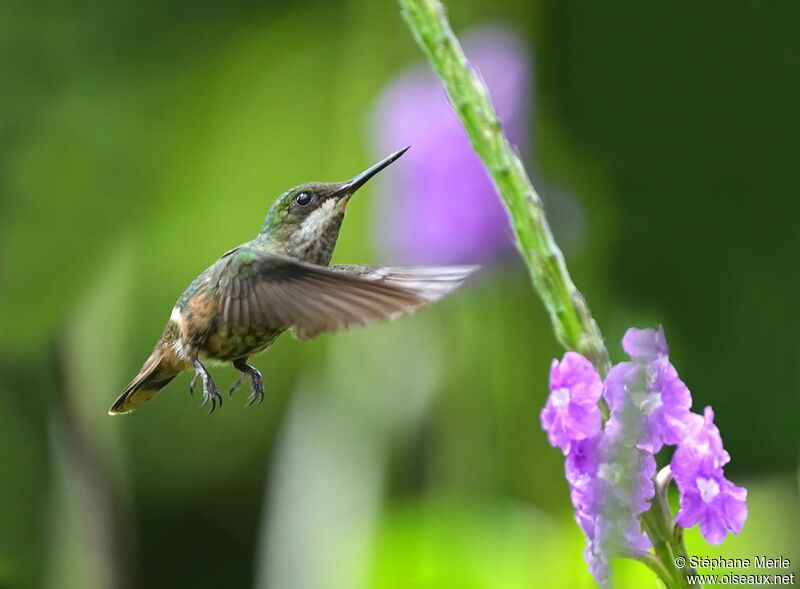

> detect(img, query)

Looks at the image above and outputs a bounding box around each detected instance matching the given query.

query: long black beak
[338,146,410,196]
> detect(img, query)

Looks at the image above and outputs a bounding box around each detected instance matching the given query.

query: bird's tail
[109,349,179,415]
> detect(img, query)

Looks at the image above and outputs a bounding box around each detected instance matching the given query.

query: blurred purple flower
[595,445,657,516]
[604,327,694,453]
[567,435,656,518]
[565,433,653,588]
[584,538,611,589]
[541,352,603,453]
[585,516,652,588]
[370,26,530,264]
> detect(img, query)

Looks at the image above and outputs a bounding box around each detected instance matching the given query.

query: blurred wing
[214,248,478,340]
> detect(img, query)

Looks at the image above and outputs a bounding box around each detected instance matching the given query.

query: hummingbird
[109,147,477,415]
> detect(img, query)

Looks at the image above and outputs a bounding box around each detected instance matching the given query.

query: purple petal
[551,352,603,402]
[541,353,603,453]
[604,413,659,453]
[675,470,748,545]
[721,482,748,536]
[604,330,696,453]
[671,407,730,487]
[603,362,638,412]
[540,402,570,452]
[622,326,669,362]
[584,540,610,589]
[568,404,602,441]
[676,490,705,528]
[649,361,694,445]
[699,510,730,545]
[566,435,601,485]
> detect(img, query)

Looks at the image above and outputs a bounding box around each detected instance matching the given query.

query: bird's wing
[214,248,478,340]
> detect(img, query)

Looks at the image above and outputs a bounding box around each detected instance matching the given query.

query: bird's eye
[295,192,313,207]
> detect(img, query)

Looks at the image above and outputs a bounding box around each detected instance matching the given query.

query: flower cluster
[540,327,747,587]
[672,407,748,545]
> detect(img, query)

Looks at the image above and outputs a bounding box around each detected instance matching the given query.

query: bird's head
[258,147,408,265]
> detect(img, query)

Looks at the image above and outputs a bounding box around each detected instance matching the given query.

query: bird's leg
[227,373,248,399]
[231,357,265,406]
[189,373,199,396]
[192,359,222,414]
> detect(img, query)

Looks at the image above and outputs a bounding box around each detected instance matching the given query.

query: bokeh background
[2,1,799,588]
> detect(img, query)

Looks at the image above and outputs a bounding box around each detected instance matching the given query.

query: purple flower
[595,445,656,515]
[671,407,746,544]
[603,327,694,453]
[566,435,656,516]
[622,326,668,363]
[565,436,603,490]
[564,434,654,587]
[671,407,730,481]
[586,516,652,587]
[542,326,748,583]
[584,532,611,588]
[540,352,603,453]
[565,436,603,537]
[369,26,529,264]
[675,473,748,545]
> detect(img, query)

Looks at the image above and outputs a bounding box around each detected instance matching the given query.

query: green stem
[399,0,610,375]
[641,467,700,588]
[641,509,684,588]
[627,549,679,588]
[398,3,706,587]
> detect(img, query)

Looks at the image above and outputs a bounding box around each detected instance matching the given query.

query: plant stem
[399,0,610,375]
[628,549,679,588]
[641,467,700,588]
[397,4,706,588]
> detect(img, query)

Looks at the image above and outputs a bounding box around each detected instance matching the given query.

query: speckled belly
[202,324,283,362]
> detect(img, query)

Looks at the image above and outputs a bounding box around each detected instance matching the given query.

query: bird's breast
[203,325,282,362]
[170,285,280,362]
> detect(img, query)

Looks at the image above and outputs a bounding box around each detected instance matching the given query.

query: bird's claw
[231,359,266,407]
[246,371,265,406]
[228,374,248,398]
[200,379,222,414]
[189,373,198,396]
[193,359,222,414]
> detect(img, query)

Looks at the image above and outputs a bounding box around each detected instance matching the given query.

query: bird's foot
[203,382,222,413]
[193,359,222,414]
[232,358,266,407]
[189,373,198,396]
[246,370,265,406]
[227,373,248,398]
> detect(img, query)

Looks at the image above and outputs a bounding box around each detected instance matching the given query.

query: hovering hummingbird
[109,148,477,415]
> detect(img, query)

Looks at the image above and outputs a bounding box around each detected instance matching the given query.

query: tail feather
[109,350,177,415]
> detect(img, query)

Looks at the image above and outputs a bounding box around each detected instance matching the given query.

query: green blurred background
[1,1,798,588]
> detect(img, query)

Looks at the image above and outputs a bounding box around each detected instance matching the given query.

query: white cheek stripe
[295,198,338,243]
